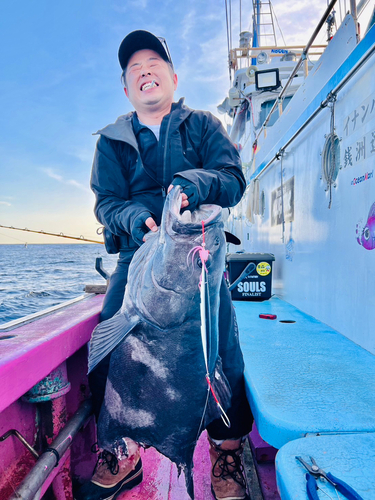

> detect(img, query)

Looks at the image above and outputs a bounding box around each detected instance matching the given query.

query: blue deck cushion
[236,297,375,449]
[275,433,375,500]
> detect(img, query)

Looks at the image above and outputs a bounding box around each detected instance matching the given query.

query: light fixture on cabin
[281,51,297,62]
[256,51,269,64]
[246,65,258,83]
[255,68,281,92]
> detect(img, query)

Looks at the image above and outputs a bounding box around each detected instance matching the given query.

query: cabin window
[259,96,293,127]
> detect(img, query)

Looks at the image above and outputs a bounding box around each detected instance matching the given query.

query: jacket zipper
[162,114,172,194]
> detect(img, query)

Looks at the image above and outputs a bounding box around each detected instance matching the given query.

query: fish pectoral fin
[88,311,139,373]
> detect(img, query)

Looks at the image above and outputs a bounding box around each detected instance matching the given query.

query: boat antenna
[0,224,103,244]
[270,1,287,46]
[225,0,232,82]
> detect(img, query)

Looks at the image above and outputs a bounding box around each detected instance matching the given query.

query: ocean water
[0,244,118,325]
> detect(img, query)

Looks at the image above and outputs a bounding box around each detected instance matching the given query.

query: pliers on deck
[295,456,364,500]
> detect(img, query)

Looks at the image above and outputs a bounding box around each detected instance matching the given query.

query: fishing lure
[189,221,231,428]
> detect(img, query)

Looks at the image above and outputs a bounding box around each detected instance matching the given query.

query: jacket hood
[93,98,193,148]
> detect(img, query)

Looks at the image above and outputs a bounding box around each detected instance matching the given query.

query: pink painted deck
[0,295,220,499]
[0,295,260,499]
[118,431,214,500]
[249,424,280,500]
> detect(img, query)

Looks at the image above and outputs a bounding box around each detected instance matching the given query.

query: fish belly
[97,320,231,497]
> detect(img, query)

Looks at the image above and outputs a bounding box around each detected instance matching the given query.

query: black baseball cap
[118,30,172,71]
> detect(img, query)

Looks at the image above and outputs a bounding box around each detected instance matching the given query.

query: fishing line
[0,231,27,244]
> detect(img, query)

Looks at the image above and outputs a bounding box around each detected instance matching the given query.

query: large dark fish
[88,186,231,498]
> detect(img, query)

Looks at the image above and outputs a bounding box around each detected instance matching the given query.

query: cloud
[181,9,196,41]
[43,168,64,182]
[0,201,11,206]
[71,148,95,164]
[42,168,91,193]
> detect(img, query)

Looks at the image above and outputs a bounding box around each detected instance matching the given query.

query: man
[77,30,253,500]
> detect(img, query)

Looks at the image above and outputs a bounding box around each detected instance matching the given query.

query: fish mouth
[159,186,222,244]
[169,186,222,227]
[179,205,222,226]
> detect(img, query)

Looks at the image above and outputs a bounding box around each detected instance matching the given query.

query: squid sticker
[356,202,375,250]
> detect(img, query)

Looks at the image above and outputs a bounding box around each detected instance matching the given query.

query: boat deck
[117,432,211,500]
[114,430,269,500]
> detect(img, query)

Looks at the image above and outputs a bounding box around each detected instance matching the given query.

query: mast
[252,0,261,49]
[251,0,277,63]
[252,0,260,64]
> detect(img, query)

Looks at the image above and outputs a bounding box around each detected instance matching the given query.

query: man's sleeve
[173,113,246,208]
[90,135,152,236]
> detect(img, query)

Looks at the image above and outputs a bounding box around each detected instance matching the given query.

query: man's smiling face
[124,49,178,117]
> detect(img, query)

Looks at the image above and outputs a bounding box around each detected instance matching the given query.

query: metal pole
[10,400,93,500]
[252,38,375,181]
[259,0,338,130]
[350,0,360,41]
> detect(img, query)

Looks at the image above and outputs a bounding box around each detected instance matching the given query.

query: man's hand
[144,217,158,241]
[130,212,158,245]
[167,185,189,209]
[169,178,199,212]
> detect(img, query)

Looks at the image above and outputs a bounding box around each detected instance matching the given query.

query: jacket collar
[94,98,192,148]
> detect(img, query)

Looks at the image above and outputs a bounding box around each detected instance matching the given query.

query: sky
[0,0,373,244]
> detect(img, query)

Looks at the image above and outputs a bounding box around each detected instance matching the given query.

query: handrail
[0,294,93,331]
[251,36,375,181]
[229,44,326,62]
[254,0,339,139]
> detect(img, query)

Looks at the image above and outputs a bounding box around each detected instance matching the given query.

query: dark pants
[89,259,253,440]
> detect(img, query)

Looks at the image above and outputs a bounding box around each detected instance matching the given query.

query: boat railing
[0,294,94,332]
[229,44,326,74]
[251,20,375,181]
[253,0,343,144]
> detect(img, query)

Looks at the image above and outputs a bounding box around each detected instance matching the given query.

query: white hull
[227,15,375,354]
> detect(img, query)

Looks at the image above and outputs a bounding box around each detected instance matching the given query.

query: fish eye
[214,237,220,246]
[197,256,212,268]
[364,227,370,240]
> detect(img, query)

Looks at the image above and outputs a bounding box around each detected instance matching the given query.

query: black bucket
[226,253,275,301]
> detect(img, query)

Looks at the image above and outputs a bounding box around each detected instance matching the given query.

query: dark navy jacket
[91,99,245,257]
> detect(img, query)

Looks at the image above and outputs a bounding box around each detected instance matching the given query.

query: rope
[328,93,337,209]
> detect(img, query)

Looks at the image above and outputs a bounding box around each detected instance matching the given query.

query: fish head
[155,185,226,292]
[127,186,226,329]
[360,216,375,250]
